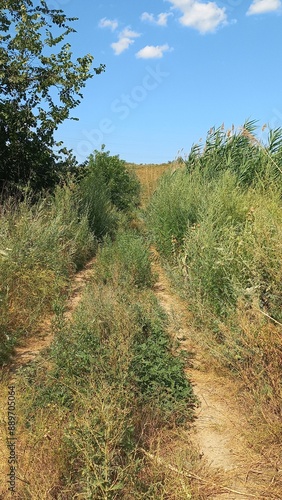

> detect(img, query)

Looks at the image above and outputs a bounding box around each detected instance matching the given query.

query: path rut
[1,248,280,499]
[152,251,280,499]
[9,256,96,371]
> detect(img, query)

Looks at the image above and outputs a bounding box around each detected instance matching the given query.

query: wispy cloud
[111,28,141,55]
[247,0,281,15]
[140,11,173,26]
[99,17,118,31]
[167,0,227,34]
[136,44,172,59]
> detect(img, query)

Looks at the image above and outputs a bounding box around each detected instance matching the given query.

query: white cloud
[136,44,171,59]
[157,12,173,26]
[111,28,141,55]
[99,17,118,31]
[247,0,281,15]
[140,11,172,26]
[121,28,140,38]
[141,12,155,23]
[168,0,227,34]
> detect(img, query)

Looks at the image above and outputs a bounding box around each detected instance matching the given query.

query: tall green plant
[147,168,204,258]
[78,161,117,239]
[0,0,105,194]
[84,147,141,211]
[185,120,282,189]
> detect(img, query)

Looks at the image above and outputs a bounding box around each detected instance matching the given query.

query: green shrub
[82,147,141,213]
[78,160,117,239]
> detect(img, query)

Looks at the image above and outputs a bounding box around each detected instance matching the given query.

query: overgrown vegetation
[78,148,140,238]
[147,121,282,438]
[2,110,282,497]
[0,184,93,362]
[0,134,197,496]
[0,2,198,498]
[0,149,140,364]
[12,229,196,498]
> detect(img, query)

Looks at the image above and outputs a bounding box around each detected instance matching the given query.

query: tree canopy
[0,0,105,194]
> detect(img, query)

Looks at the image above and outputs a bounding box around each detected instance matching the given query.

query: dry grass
[130,162,174,206]
[0,228,198,499]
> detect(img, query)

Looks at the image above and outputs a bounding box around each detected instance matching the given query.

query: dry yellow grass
[127,162,173,206]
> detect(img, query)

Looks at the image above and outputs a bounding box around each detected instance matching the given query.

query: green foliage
[78,160,117,240]
[185,120,282,189]
[131,294,196,424]
[0,0,105,194]
[77,148,141,239]
[148,160,282,321]
[146,124,282,419]
[147,167,204,258]
[84,147,141,212]
[0,183,96,364]
[22,284,138,497]
[94,230,154,289]
[19,229,196,496]
[0,145,141,363]
[175,173,251,316]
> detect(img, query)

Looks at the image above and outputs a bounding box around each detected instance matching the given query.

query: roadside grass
[3,130,282,498]
[0,184,96,364]
[0,149,141,365]
[9,229,197,499]
[147,122,282,445]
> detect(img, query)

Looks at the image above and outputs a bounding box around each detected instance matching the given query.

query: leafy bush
[78,160,117,239]
[83,147,141,212]
[77,147,141,240]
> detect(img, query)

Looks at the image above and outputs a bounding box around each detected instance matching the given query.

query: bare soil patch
[151,250,281,499]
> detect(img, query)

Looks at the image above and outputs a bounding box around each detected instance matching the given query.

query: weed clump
[131,293,196,425]
[0,185,95,363]
[94,230,154,289]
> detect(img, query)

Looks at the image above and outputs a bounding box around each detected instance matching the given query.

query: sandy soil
[152,252,280,499]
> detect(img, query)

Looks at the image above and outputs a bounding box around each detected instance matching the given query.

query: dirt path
[1,246,280,499]
[9,256,96,372]
[151,251,280,499]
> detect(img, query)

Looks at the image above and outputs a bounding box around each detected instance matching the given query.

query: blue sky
[50,0,282,164]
